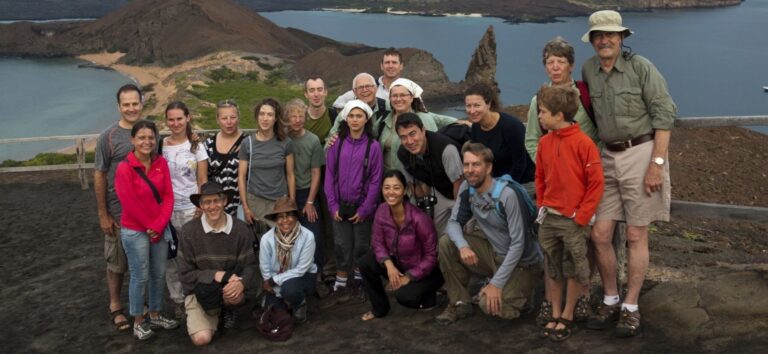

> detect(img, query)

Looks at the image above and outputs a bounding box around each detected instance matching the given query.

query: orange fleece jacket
[535,122,604,226]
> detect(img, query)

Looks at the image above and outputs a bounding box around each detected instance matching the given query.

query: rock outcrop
[463,25,497,92]
[0,0,367,66]
[295,47,460,100]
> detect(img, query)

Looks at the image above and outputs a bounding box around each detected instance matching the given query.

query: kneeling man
[437,143,543,324]
[179,182,257,346]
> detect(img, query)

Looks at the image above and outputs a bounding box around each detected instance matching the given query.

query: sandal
[538,317,558,339]
[110,307,130,331]
[535,300,553,327]
[574,295,591,323]
[550,318,575,342]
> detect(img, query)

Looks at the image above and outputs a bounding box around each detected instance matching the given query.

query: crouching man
[179,182,257,346]
[437,143,543,324]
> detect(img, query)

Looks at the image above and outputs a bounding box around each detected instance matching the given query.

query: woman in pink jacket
[358,170,444,320]
[114,120,179,340]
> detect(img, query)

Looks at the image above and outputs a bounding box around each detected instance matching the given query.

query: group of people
[96,10,675,346]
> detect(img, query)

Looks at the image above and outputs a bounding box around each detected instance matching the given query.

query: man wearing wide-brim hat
[178,182,258,346]
[580,10,677,338]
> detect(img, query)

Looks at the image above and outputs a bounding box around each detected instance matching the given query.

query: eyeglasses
[354,84,376,91]
[200,198,224,207]
[217,99,238,108]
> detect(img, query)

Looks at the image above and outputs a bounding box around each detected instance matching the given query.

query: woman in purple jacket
[321,100,383,308]
[359,170,444,320]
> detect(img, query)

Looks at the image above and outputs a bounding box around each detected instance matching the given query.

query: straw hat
[263,197,300,221]
[581,10,633,43]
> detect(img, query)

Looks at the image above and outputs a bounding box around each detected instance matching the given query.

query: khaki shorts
[246,193,277,228]
[185,295,220,336]
[595,140,671,226]
[104,224,127,274]
[538,214,590,284]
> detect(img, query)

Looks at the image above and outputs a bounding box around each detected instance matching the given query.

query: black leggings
[358,252,444,317]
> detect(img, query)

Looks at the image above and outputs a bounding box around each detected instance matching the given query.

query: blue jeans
[296,188,324,270]
[121,228,169,316]
[264,272,316,310]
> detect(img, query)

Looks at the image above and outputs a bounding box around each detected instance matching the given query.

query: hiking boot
[133,321,154,341]
[222,309,237,329]
[536,300,553,327]
[319,286,351,309]
[436,302,473,325]
[293,301,308,324]
[149,313,179,330]
[586,302,621,330]
[574,296,591,323]
[614,309,641,338]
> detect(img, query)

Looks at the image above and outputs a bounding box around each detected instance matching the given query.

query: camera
[338,201,359,219]
[416,195,437,217]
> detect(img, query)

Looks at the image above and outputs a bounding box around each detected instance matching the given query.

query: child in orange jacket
[534,85,604,342]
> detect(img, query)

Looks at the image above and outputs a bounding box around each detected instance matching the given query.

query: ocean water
[0,57,134,160]
[2,2,767,160]
[262,1,768,128]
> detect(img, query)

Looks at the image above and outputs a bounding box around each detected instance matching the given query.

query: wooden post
[76,138,89,190]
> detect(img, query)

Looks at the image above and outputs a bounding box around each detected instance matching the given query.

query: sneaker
[133,321,154,340]
[293,301,308,324]
[436,302,473,325]
[174,302,186,321]
[614,309,641,337]
[586,302,621,330]
[350,280,367,304]
[574,296,591,323]
[319,286,351,309]
[222,309,237,329]
[149,313,180,330]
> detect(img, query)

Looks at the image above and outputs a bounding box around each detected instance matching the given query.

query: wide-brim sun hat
[581,10,633,43]
[263,197,300,222]
[190,181,235,208]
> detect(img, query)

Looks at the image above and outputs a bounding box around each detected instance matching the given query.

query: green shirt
[291,131,325,190]
[304,109,333,145]
[525,81,602,161]
[378,111,457,172]
[581,54,676,143]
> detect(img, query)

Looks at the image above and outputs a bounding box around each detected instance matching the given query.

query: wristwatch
[652,157,665,166]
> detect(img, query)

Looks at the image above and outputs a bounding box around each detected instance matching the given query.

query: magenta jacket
[115,152,174,239]
[371,201,438,281]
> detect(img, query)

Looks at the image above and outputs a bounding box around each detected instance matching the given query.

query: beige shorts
[595,140,671,226]
[538,214,591,284]
[185,295,220,336]
[104,224,127,274]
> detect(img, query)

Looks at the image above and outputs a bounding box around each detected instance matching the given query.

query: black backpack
[437,122,471,147]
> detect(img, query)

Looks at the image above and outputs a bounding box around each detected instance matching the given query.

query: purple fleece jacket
[371,202,438,281]
[324,134,383,220]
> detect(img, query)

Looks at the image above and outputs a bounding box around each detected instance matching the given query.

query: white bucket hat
[581,10,633,43]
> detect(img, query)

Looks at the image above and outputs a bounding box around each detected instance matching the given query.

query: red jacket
[371,201,438,281]
[535,123,604,226]
[115,152,174,238]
